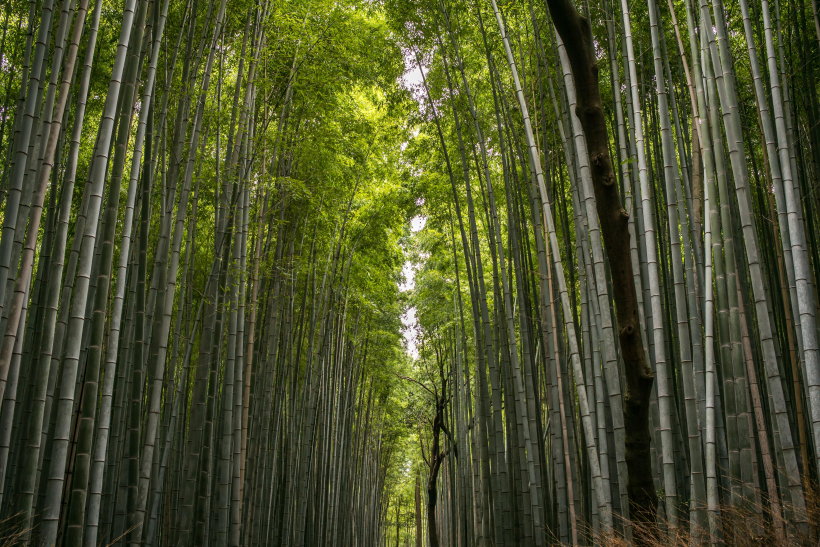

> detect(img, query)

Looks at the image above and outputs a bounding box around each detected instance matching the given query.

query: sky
[397,53,428,361]
[399,215,426,359]
[399,46,426,103]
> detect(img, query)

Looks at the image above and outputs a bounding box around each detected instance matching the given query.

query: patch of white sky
[397,50,431,361]
[400,45,431,110]
[400,214,426,360]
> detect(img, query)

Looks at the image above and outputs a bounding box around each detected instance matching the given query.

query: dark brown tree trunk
[426,480,438,547]
[415,473,422,547]
[542,0,658,540]
[426,388,447,547]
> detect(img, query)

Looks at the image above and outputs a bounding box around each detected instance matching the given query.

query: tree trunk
[542,0,658,538]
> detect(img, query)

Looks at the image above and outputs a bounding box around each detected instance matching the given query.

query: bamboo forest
[3,0,820,543]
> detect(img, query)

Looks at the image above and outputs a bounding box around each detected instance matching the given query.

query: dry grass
[0,512,33,547]
[0,512,140,547]
[543,478,820,546]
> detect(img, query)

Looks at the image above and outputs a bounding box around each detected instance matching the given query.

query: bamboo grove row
[0,0,413,545]
[383,0,820,543]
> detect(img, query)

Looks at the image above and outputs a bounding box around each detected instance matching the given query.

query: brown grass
[543,476,820,546]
